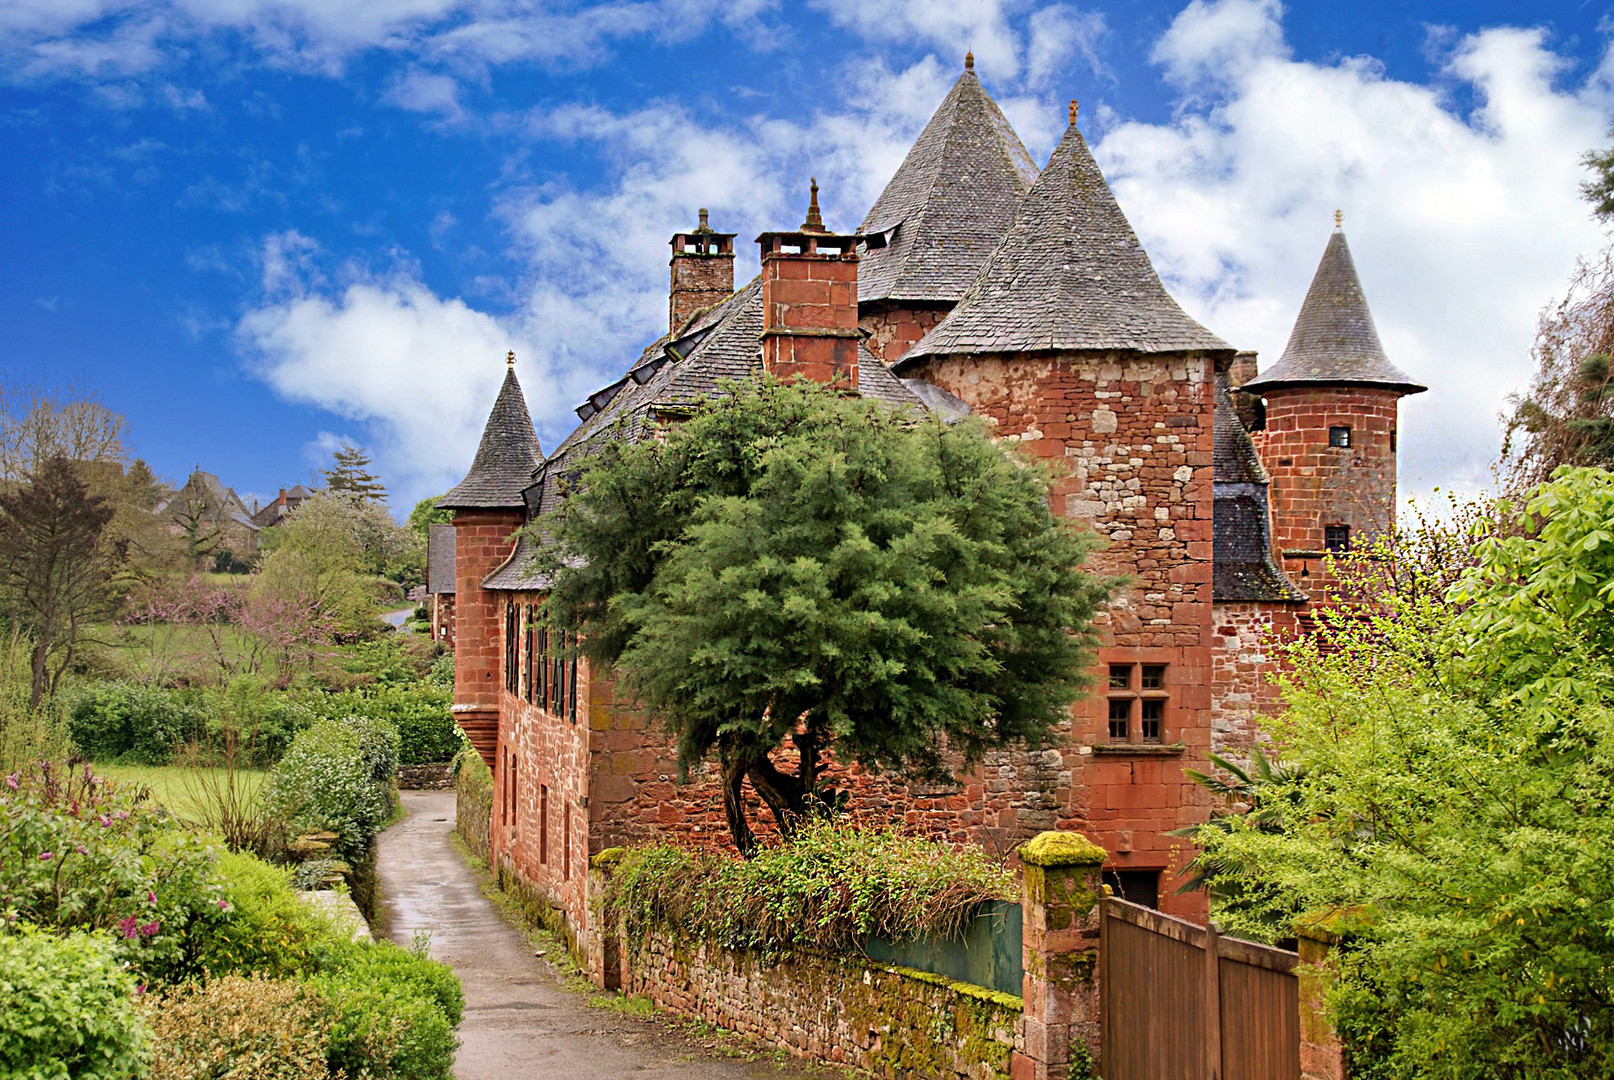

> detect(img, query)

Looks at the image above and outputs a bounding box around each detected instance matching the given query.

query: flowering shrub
[0,926,149,1079]
[190,849,341,980]
[0,761,229,984]
[266,717,397,862]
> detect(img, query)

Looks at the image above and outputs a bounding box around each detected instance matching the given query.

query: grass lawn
[97,763,268,822]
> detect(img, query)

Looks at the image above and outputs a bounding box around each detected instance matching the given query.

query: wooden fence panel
[1102,898,1300,1080]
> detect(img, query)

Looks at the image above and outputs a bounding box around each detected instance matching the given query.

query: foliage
[1191,467,1614,1078]
[126,575,335,687]
[310,942,460,1080]
[0,926,149,1080]
[256,492,413,641]
[0,455,126,707]
[452,747,492,864]
[66,681,207,765]
[0,761,231,985]
[604,819,1017,954]
[146,974,333,1080]
[405,495,451,541]
[543,378,1114,853]
[266,717,397,862]
[186,849,338,979]
[303,683,461,765]
[0,631,72,771]
[321,443,387,504]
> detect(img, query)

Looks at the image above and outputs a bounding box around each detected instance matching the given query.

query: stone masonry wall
[859,302,950,364]
[452,509,524,768]
[1209,601,1306,758]
[623,929,1021,1078]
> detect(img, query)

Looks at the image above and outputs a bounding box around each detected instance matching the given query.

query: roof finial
[697,207,710,231]
[801,177,825,232]
[1069,99,1079,125]
[1334,208,1343,229]
[964,51,974,71]
[506,350,516,368]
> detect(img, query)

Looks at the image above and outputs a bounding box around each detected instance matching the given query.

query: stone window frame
[504,603,519,696]
[1102,656,1171,745]
[1328,424,1351,449]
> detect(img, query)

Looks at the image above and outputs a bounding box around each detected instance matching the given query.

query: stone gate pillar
[1015,831,1106,1080]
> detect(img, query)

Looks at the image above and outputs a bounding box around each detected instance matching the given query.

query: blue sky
[1,0,1611,514]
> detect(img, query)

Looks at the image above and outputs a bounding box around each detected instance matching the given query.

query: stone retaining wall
[398,762,454,790]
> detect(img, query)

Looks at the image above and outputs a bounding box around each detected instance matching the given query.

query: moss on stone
[589,846,627,870]
[1019,831,1107,867]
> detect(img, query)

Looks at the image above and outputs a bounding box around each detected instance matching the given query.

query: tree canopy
[542,378,1114,853]
[322,443,387,504]
[1190,466,1614,1079]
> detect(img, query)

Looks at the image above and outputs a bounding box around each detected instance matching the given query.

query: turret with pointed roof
[857,55,1039,307]
[1241,222,1425,395]
[439,357,544,511]
[899,103,1229,364]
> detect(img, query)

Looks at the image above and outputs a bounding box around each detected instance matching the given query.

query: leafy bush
[605,820,1017,953]
[191,849,342,979]
[310,942,460,1080]
[0,926,149,1080]
[146,974,331,1080]
[428,652,454,687]
[66,681,206,765]
[452,748,491,865]
[266,718,397,862]
[303,684,461,766]
[0,761,230,985]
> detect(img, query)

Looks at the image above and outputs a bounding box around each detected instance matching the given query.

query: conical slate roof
[857,59,1039,305]
[899,115,1230,364]
[439,365,544,510]
[1241,228,1425,395]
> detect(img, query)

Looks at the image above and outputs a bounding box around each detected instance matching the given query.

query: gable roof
[439,366,545,511]
[1241,228,1425,395]
[899,115,1230,365]
[857,61,1039,305]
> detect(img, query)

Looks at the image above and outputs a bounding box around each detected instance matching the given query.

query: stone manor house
[439,59,1426,938]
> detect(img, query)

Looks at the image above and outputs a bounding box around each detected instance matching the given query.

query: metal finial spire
[506,350,516,368]
[1069,99,1079,125]
[801,178,825,232]
[964,51,974,71]
[1334,209,1343,229]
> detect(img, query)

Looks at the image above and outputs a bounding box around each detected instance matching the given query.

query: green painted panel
[863,899,1023,997]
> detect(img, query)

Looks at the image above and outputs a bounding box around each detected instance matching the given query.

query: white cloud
[1092,1,1612,502]
[382,68,464,122]
[809,0,1021,80]
[1026,5,1106,88]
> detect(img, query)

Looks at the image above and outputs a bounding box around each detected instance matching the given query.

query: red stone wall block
[451,509,524,767]
[1209,601,1307,757]
[859,302,950,364]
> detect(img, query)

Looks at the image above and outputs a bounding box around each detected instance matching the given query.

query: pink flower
[217,899,229,910]
[98,816,111,827]
[146,891,155,904]
[139,921,159,938]
[37,852,52,861]
[119,917,139,939]
[4,774,16,791]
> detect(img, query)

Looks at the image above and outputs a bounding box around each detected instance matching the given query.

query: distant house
[159,469,260,560]
[426,523,456,645]
[251,484,314,529]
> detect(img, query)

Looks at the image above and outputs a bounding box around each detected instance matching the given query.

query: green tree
[542,379,1114,854]
[1190,466,1614,1079]
[255,492,407,640]
[0,456,125,706]
[405,494,451,542]
[322,443,387,504]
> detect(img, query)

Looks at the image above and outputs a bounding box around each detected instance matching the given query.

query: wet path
[377,790,836,1080]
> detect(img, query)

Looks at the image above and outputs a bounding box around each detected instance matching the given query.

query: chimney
[1230,351,1259,389]
[756,179,860,390]
[668,208,736,334]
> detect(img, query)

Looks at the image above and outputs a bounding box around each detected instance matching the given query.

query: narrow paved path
[378,790,836,1080]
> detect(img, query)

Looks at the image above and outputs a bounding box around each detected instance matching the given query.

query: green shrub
[147,974,332,1080]
[427,652,453,687]
[191,849,344,979]
[0,761,230,986]
[606,819,1018,953]
[266,718,396,862]
[300,684,461,766]
[66,682,206,765]
[452,748,491,865]
[0,926,149,1080]
[309,944,460,1080]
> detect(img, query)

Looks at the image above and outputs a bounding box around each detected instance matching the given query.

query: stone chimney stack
[668,208,736,334]
[757,180,860,390]
[1229,351,1259,389]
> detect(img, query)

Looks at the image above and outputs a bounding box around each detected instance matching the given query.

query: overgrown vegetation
[604,820,1017,953]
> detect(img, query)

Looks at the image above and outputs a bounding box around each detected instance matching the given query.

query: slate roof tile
[1212,372,1303,603]
[439,366,545,510]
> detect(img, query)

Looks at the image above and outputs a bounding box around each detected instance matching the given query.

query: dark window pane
[1108,664,1132,690]
[1140,699,1164,741]
[1325,524,1351,553]
[1329,425,1351,448]
[1140,665,1165,690]
[1108,698,1130,741]
[1104,869,1160,910]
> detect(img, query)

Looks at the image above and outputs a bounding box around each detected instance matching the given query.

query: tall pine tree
[322,443,387,503]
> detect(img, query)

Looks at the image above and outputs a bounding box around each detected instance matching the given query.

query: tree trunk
[29,638,48,711]
[720,750,757,857]
[746,754,809,841]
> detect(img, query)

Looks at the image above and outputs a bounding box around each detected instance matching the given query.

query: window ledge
[1091,742,1186,756]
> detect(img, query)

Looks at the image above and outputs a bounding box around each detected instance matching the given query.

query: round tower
[1240,216,1425,593]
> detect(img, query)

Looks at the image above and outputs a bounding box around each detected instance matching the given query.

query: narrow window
[1108,664,1132,690]
[539,785,549,865]
[567,634,579,724]
[1108,699,1131,741]
[563,804,572,881]
[1325,524,1351,553]
[1103,869,1160,910]
[537,625,549,709]
[504,604,518,694]
[1328,425,1351,448]
[1390,429,1397,453]
[508,755,518,833]
[1140,664,1165,690]
[1140,699,1164,742]
[523,605,535,704]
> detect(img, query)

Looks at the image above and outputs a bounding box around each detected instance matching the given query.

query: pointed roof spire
[964,50,974,71]
[856,63,1039,304]
[800,178,826,233]
[899,120,1229,363]
[439,361,545,510]
[1241,227,1426,395]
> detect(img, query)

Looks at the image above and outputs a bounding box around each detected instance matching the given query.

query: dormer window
[1328,425,1351,448]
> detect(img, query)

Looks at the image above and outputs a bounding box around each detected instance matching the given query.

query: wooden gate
[1100,898,1300,1080]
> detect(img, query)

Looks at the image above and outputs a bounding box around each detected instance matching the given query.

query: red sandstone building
[438,61,1425,950]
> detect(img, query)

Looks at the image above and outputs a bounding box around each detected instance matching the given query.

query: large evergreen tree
[322,443,387,503]
[542,379,1115,854]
